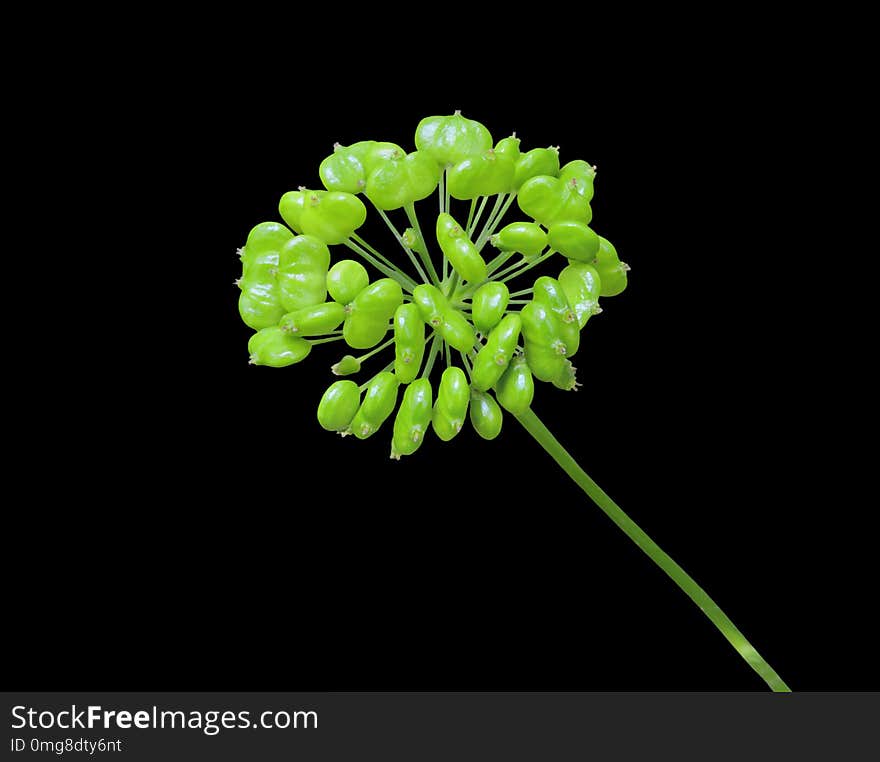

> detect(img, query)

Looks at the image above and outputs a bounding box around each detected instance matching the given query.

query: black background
[6,21,872,692]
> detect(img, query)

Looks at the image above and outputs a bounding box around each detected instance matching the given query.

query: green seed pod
[278,191,305,233]
[471,281,509,334]
[436,212,487,284]
[520,301,567,356]
[593,236,629,297]
[412,283,448,327]
[496,355,534,414]
[361,141,406,174]
[550,358,580,391]
[558,159,596,202]
[240,222,294,279]
[276,235,331,312]
[331,354,361,376]
[343,311,389,350]
[299,190,368,245]
[523,340,567,383]
[471,314,522,391]
[532,276,579,358]
[441,307,476,353]
[494,135,521,163]
[248,327,311,368]
[342,277,403,349]
[517,175,592,227]
[432,366,469,441]
[326,259,370,305]
[390,378,433,458]
[447,149,516,199]
[393,303,426,384]
[490,221,548,257]
[365,150,441,210]
[279,301,346,335]
[547,220,600,263]
[558,262,602,329]
[319,145,367,194]
[513,147,560,189]
[349,371,400,439]
[415,112,493,166]
[351,278,404,316]
[469,389,503,440]
[317,380,361,431]
[238,280,284,330]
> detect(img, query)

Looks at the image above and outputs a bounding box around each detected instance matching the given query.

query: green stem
[468,195,490,238]
[476,191,517,251]
[474,193,505,250]
[508,287,534,298]
[364,208,431,286]
[465,197,477,236]
[499,249,557,284]
[438,169,445,215]
[422,333,442,379]
[308,334,345,345]
[514,408,791,693]
[344,240,417,292]
[355,336,395,363]
[404,203,442,287]
[485,249,517,277]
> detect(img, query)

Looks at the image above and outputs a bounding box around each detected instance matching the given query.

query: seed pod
[238,280,284,330]
[550,358,580,391]
[352,277,404,316]
[278,191,305,233]
[299,189,368,245]
[494,135,521,164]
[532,276,579,357]
[490,221,547,258]
[513,147,560,188]
[360,141,406,174]
[412,283,447,327]
[547,220,600,263]
[447,148,516,199]
[343,311,389,349]
[390,378,433,458]
[279,301,346,335]
[432,367,469,442]
[240,222,293,279]
[558,159,596,202]
[248,327,311,368]
[365,150,441,210]
[317,380,361,431]
[471,314,522,391]
[496,355,534,414]
[440,307,476,353]
[523,340,568,383]
[415,112,493,166]
[319,145,367,194]
[469,389,503,440]
[520,301,567,356]
[471,281,509,334]
[349,371,400,439]
[402,226,428,257]
[558,262,602,329]
[326,259,369,305]
[593,236,629,297]
[436,212,487,284]
[517,175,592,227]
[393,303,426,384]
[331,354,361,376]
[276,235,331,312]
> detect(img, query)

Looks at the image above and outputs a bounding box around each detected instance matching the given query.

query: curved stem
[514,408,791,692]
[404,203,441,286]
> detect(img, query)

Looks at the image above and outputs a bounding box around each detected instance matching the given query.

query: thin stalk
[355,336,395,363]
[476,191,517,251]
[465,197,477,235]
[508,287,534,298]
[404,202,442,286]
[444,169,450,215]
[514,408,791,693]
[308,335,345,346]
[468,195,490,238]
[422,333,442,379]
[485,250,517,277]
[499,249,557,284]
[474,193,506,250]
[438,170,445,215]
[344,240,417,292]
[368,206,431,286]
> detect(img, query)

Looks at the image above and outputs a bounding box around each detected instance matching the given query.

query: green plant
[235,112,789,691]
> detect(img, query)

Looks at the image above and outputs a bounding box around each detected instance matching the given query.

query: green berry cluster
[236,112,630,458]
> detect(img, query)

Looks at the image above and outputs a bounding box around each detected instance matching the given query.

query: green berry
[299,189,367,245]
[471,314,522,392]
[415,112,493,166]
[279,302,346,335]
[469,389,503,440]
[326,259,369,305]
[276,235,331,312]
[532,276,579,358]
[391,378,433,458]
[496,355,534,414]
[393,303,426,384]
[471,282,509,334]
[593,236,629,297]
[558,262,602,329]
[547,220,600,263]
[513,147,560,188]
[490,221,547,257]
[432,367,469,442]
[349,371,400,439]
[436,212,487,284]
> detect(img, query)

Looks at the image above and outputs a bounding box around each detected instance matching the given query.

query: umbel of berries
[235,112,789,691]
